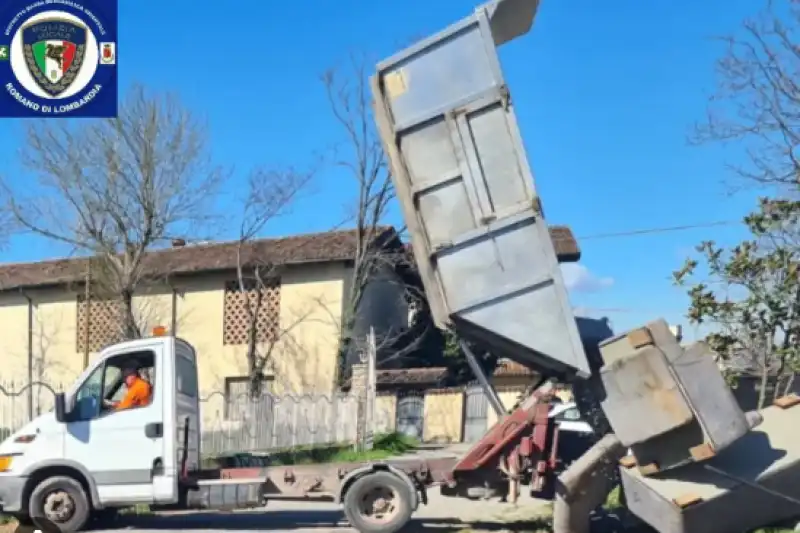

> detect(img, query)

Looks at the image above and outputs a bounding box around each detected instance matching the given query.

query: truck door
[64,342,165,505]
[174,342,200,476]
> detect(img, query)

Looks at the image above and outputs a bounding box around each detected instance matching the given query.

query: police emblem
[0,0,119,118]
[22,19,87,97]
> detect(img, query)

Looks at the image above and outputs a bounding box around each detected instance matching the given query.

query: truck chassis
[167,383,559,533]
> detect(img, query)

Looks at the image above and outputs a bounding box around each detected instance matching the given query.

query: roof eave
[0,256,354,294]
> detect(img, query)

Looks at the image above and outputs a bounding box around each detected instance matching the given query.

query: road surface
[95,491,553,533]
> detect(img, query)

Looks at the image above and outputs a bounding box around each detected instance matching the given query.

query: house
[365,358,546,444]
[0,223,579,429]
[0,228,415,409]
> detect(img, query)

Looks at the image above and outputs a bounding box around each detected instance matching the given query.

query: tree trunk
[120,289,140,340]
[758,369,769,410]
[783,373,796,398]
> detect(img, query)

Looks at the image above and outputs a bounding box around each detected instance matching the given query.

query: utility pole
[83,261,91,369]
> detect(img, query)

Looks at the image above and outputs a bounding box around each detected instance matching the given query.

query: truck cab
[0,331,201,531]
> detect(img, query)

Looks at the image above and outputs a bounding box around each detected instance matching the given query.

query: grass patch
[483,504,553,533]
[206,432,420,468]
[119,504,152,515]
[603,485,624,510]
[451,504,553,533]
[268,432,419,465]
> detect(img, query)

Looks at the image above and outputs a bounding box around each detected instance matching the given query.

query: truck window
[556,407,582,422]
[72,350,155,420]
[176,355,198,398]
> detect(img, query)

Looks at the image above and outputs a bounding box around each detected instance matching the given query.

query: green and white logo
[9,10,99,100]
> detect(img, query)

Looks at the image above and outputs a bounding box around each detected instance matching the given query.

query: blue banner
[0,0,118,117]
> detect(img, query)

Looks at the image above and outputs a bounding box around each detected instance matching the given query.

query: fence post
[351,363,367,451]
[365,328,377,451]
[248,395,257,453]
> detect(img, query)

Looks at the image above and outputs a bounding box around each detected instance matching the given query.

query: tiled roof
[0,227,397,292]
[371,360,536,386]
[547,226,581,263]
[0,225,579,292]
[493,358,536,377]
[376,367,449,385]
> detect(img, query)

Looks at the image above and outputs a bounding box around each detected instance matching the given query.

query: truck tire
[28,475,91,533]
[343,471,414,533]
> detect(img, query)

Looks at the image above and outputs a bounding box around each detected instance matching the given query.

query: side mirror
[54,393,67,423]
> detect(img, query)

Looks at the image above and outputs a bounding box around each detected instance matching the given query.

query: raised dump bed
[370,0,591,379]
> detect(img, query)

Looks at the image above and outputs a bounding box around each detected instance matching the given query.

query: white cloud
[560,263,614,293]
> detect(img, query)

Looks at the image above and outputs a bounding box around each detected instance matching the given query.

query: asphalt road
[92,491,554,533]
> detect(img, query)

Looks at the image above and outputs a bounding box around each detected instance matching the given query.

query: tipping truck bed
[370,0,592,380]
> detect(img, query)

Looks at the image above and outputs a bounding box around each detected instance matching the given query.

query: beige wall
[0,262,349,414]
[486,388,526,428]
[174,263,347,398]
[0,289,85,386]
[423,390,463,443]
[375,393,397,434]
[554,386,574,402]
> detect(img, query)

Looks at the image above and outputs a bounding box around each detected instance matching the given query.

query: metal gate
[463,386,488,442]
[396,395,424,439]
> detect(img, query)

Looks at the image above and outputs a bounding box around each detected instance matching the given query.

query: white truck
[0,333,466,533]
[0,334,203,531]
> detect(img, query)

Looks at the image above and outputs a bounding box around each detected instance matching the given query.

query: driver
[105,367,152,411]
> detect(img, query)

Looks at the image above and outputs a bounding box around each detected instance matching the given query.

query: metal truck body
[370,0,592,380]
[0,331,564,533]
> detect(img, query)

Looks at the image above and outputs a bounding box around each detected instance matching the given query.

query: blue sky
[0,0,767,336]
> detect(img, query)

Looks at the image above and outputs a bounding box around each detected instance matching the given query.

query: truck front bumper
[0,474,27,513]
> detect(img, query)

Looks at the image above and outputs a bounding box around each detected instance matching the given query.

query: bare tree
[693,0,800,197]
[30,308,66,416]
[321,56,431,383]
[0,84,224,341]
[0,208,11,251]
[234,167,314,397]
[686,1,800,405]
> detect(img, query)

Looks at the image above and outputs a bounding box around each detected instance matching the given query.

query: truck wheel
[28,475,91,533]
[343,471,414,533]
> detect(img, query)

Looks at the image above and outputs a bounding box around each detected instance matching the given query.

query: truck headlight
[0,455,14,472]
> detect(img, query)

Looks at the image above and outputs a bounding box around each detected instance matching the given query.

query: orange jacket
[116,377,152,410]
